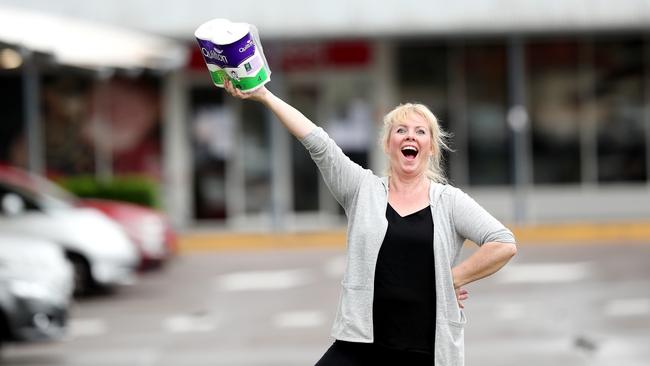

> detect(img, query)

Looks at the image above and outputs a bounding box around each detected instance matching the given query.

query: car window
[0,169,76,210]
[26,173,77,207]
[0,184,43,214]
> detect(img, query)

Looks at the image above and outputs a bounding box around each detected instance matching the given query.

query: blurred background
[1,0,649,230]
[0,1,649,366]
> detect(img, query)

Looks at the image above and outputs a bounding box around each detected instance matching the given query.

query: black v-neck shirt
[373,203,435,354]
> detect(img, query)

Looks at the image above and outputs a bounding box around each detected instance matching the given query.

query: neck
[389,173,428,193]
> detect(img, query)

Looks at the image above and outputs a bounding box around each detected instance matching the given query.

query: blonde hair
[380,103,452,184]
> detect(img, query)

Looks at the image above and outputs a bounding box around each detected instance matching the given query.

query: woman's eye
[416,130,426,135]
[396,128,406,134]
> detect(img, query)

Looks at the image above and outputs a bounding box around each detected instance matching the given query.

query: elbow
[507,243,517,259]
[502,242,517,262]
[495,241,517,261]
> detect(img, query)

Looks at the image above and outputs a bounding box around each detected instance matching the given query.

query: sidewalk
[178,221,650,253]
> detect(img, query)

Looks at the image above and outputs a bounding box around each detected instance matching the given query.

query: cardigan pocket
[336,282,374,341]
[435,312,466,366]
[447,308,467,328]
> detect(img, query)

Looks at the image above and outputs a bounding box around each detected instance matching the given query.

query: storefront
[177,34,650,229]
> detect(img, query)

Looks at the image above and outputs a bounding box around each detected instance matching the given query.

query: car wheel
[66,253,92,296]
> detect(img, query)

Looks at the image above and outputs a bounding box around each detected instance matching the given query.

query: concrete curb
[178,221,650,253]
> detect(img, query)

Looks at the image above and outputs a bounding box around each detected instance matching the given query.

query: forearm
[452,242,517,289]
[260,90,317,139]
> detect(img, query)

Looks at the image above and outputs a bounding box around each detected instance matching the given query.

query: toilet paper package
[195,19,271,92]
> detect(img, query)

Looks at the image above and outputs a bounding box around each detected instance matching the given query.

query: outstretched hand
[455,287,469,309]
[223,78,269,103]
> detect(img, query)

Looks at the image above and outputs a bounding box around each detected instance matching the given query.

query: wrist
[452,267,463,289]
[256,87,273,104]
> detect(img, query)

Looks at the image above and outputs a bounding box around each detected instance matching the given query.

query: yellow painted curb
[511,221,650,245]
[178,222,650,253]
[179,230,347,253]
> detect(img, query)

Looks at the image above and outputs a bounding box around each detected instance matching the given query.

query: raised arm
[223,79,369,210]
[224,79,316,139]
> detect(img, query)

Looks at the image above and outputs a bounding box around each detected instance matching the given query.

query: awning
[0,5,187,70]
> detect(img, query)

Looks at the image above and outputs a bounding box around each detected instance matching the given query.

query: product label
[196,28,270,92]
[196,33,256,68]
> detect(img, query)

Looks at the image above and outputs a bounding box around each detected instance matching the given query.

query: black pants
[315,340,433,366]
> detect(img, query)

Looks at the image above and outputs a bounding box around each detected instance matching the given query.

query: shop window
[0,74,24,165]
[465,43,511,185]
[241,100,272,214]
[593,38,646,182]
[190,87,228,219]
[527,40,581,183]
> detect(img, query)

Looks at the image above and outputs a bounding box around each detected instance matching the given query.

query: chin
[396,166,422,176]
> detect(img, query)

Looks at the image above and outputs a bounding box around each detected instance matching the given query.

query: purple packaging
[195,19,271,92]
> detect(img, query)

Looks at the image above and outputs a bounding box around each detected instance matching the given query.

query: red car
[77,198,177,269]
[0,165,177,270]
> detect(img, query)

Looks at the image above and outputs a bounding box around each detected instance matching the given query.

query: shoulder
[430,182,463,201]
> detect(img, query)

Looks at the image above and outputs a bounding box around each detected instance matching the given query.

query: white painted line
[323,255,346,278]
[163,314,217,333]
[497,303,526,320]
[604,298,650,317]
[68,318,107,337]
[215,269,312,291]
[497,262,593,284]
[272,310,326,329]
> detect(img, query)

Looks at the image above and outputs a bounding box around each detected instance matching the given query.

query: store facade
[174,34,650,229]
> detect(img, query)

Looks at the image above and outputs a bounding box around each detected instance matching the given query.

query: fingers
[455,287,469,309]
[457,288,469,300]
[224,79,247,99]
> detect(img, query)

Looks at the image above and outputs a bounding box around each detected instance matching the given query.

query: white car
[0,180,139,295]
[0,235,73,346]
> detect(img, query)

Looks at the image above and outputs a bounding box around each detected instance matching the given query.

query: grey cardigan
[300,127,516,366]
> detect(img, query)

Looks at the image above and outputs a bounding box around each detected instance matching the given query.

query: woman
[223,80,517,366]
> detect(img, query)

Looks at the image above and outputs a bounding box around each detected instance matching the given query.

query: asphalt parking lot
[2,241,650,366]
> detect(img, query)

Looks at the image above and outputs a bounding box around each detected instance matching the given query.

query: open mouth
[401,146,419,160]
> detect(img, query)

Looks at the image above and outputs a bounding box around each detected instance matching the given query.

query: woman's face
[385,112,434,178]
[386,113,433,176]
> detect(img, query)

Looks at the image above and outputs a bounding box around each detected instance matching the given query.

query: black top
[373,203,435,354]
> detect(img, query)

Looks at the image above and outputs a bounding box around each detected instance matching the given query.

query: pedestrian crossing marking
[497,262,593,283]
[215,269,313,291]
[604,298,650,317]
[272,310,326,328]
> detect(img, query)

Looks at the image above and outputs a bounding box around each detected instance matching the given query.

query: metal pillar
[645,36,650,186]
[21,47,44,175]
[92,69,114,182]
[162,70,192,228]
[371,40,396,176]
[267,46,291,231]
[447,42,469,186]
[507,37,531,225]
[579,38,598,185]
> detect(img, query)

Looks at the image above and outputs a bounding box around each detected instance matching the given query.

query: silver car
[0,179,139,295]
[0,235,74,346]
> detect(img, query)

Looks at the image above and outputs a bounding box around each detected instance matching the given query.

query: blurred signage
[188,40,372,72]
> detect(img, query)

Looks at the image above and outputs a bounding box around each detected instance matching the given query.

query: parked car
[78,198,177,269]
[0,169,139,295]
[0,165,177,270]
[0,235,74,348]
